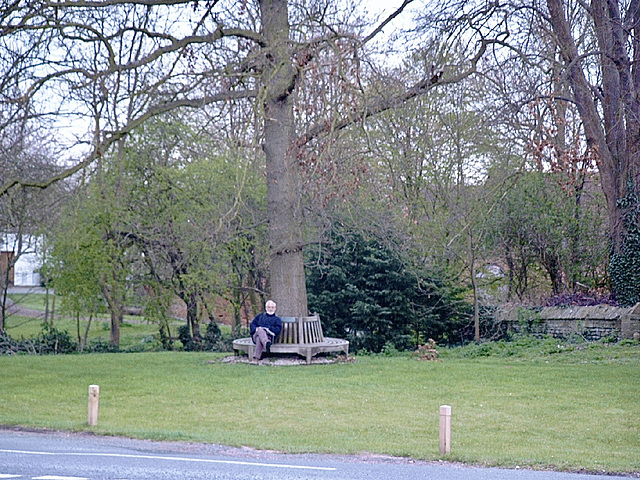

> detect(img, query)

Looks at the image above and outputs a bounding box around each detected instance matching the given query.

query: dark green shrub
[204,321,221,343]
[0,324,77,355]
[34,324,76,354]
[88,339,121,353]
[306,225,468,353]
[202,322,235,352]
[178,324,204,351]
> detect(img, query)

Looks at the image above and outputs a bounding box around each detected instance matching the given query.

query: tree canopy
[2,0,638,349]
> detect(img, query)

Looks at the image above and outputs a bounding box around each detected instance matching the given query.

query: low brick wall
[496,304,640,341]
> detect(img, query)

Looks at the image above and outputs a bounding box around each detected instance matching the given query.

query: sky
[363,0,420,17]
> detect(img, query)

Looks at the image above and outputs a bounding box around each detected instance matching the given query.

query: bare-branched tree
[1,0,492,316]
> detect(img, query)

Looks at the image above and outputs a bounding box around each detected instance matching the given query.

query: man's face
[265,301,276,314]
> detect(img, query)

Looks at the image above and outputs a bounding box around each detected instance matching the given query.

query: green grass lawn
[1,343,639,474]
[6,293,51,311]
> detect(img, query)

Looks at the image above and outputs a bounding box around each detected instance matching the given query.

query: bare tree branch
[361,0,415,45]
[299,36,491,146]
[0,87,257,196]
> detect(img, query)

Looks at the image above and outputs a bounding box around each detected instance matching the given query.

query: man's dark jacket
[250,312,282,340]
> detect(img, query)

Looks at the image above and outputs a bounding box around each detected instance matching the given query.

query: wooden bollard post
[439,405,451,454]
[88,385,100,426]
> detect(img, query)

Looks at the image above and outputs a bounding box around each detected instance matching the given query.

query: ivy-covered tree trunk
[260,0,308,317]
[609,180,640,305]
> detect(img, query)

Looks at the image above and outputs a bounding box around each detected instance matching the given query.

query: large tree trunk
[260,0,308,317]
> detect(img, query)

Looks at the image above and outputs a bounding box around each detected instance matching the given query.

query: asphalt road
[0,428,634,480]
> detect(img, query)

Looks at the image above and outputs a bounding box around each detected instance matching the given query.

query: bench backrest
[274,315,324,344]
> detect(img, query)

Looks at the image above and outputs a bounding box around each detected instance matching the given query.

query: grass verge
[1,344,639,474]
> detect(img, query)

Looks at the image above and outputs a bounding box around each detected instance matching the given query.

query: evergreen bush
[306,224,468,353]
[0,324,77,355]
[178,324,204,351]
[203,321,235,352]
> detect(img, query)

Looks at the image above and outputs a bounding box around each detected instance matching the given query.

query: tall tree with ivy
[609,180,640,305]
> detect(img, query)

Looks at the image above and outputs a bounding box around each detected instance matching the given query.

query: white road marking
[0,449,336,471]
[33,476,88,480]
[0,475,22,478]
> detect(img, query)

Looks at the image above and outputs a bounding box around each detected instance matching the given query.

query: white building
[0,234,43,287]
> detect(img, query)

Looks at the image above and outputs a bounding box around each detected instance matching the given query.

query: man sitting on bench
[250,300,282,362]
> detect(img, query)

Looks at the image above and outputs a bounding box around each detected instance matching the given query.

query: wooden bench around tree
[232,315,349,364]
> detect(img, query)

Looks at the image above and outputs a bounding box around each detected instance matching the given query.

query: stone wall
[496,304,640,341]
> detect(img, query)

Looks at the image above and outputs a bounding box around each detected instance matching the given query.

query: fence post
[88,385,100,426]
[439,405,451,454]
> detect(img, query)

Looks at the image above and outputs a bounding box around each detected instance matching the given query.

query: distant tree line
[1,0,638,352]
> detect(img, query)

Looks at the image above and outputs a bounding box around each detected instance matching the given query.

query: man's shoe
[265,341,271,353]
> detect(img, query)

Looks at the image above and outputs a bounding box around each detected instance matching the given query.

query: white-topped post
[439,405,451,454]
[88,385,100,426]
